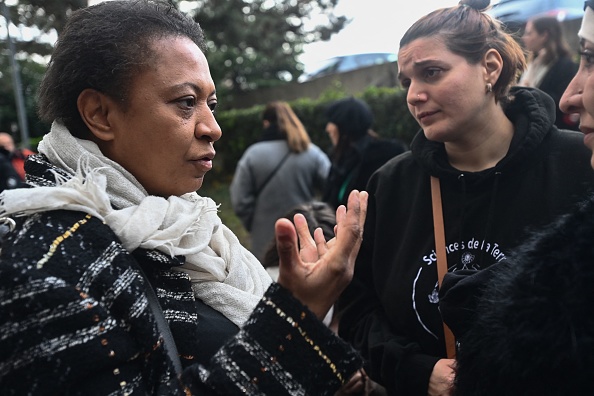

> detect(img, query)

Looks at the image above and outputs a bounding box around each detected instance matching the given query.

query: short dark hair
[325,97,374,163]
[399,0,526,105]
[37,0,206,138]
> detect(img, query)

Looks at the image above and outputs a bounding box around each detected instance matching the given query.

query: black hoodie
[337,87,594,395]
[449,193,594,395]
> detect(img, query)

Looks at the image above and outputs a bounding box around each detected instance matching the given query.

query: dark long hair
[528,16,573,65]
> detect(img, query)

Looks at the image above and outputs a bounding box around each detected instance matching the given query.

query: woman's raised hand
[275,190,368,319]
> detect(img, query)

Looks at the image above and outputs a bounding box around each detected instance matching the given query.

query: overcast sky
[6,0,461,67]
[299,0,460,66]
[87,0,461,65]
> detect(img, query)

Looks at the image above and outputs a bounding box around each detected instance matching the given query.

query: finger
[313,227,328,256]
[274,218,301,277]
[346,190,368,257]
[358,191,369,234]
[293,213,320,262]
[293,213,315,249]
[341,371,365,393]
[333,190,363,256]
[333,204,347,239]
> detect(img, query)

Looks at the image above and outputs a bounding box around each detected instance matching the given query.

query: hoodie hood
[411,86,556,189]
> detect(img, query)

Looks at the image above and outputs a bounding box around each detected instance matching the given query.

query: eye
[177,96,196,109]
[208,99,218,114]
[579,50,594,68]
[399,78,411,89]
[423,68,441,79]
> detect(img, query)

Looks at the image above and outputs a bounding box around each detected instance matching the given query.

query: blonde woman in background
[230,101,330,261]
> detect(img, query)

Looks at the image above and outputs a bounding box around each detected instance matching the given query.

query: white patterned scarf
[0,121,272,326]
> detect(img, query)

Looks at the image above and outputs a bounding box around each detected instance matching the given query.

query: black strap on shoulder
[136,265,183,375]
[254,150,291,199]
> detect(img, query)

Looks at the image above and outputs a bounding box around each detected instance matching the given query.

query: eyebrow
[397,59,436,81]
[171,82,216,97]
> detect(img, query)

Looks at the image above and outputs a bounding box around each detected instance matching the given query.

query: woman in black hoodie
[336,1,594,395]
[446,1,594,394]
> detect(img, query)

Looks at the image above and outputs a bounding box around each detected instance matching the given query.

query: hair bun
[459,0,490,12]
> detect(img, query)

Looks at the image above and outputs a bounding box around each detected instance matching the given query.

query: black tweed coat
[0,154,361,395]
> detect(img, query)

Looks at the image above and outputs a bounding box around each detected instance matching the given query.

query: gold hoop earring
[486,83,493,93]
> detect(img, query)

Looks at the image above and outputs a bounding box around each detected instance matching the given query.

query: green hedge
[211,85,420,183]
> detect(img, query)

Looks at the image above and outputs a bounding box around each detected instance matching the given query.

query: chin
[193,177,205,192]
[423,129,449,143]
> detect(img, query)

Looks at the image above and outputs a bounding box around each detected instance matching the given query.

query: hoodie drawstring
[478,171,502,264]
[456,173,467,267]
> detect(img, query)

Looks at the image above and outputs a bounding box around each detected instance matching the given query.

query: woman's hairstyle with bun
[399,0,526,105]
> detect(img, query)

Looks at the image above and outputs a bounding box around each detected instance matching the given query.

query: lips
[189,149,215,173]
[580,125,594,136]
[194,150,215,161]
[417,110,439,121]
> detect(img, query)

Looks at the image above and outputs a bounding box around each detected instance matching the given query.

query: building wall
[227,61,399,110]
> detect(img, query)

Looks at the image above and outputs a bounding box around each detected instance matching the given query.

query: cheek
[407,103,415,115]
[331,131,339,145]
[441,87,469,112]
[584,78,594,116]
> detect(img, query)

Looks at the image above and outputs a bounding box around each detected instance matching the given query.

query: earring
[486,83,493,93]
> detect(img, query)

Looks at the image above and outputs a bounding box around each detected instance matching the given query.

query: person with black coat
[0,146,21,193]
[0,1,368,394]
[442,1,594,394]
[335,1,594,395]
[322,97,407,209]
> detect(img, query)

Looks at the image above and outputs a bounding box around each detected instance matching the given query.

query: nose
[560,73,583,117]
[195,109,222,143]
[407,83,425,106]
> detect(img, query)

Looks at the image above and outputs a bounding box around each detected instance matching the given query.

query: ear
[542,30,550,42]
[483,48,503,87]
[77,88,116,142]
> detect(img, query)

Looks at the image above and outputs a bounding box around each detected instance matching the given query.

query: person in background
[0,1,368,394]
[230,101,330,261]
[322,96,407,210]
[446,1,594,394]
[0,132,35,181]
[0,144,21,193]
[336,0,594,395]
[518,15,580,130]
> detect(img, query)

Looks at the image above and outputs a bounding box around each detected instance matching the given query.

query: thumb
[275,218,300,273]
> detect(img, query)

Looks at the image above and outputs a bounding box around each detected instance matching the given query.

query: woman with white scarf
[518,15,579,130]
[0,1,368,395]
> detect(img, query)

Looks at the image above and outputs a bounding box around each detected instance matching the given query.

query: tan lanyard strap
[430,176,457,359]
